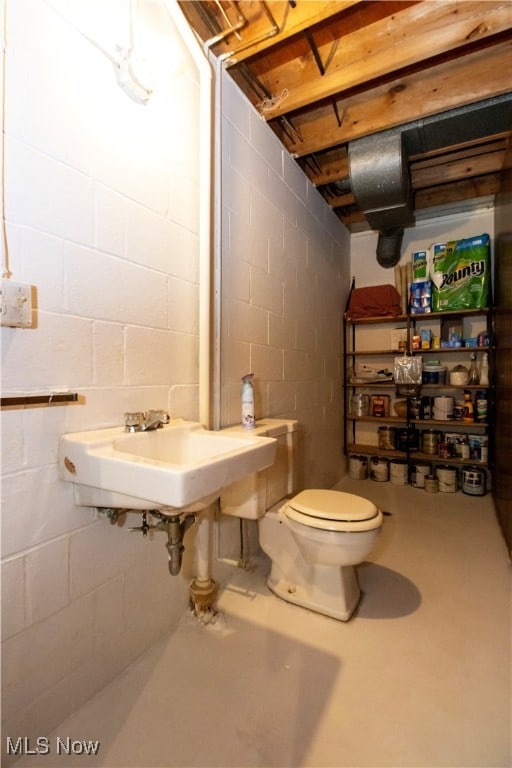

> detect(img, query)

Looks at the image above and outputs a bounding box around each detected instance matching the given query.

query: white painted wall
[220,72,350,490]
[1,0,204,759]
[350,206,495,287]
[0,1,350,758]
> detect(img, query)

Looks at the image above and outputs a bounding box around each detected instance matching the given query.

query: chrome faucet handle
[146,409,170,425]
[124,412,144,431]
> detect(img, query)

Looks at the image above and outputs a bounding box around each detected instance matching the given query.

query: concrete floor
[14,479,511,768]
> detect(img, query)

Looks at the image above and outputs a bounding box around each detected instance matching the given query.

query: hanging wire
[41,0,151,103]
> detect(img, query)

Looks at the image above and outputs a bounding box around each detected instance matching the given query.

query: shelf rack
[343,306,494,474]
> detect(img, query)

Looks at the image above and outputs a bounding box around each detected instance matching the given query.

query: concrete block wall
[220,72,351,491]
[1,1,203,761]
[1,2,351,761]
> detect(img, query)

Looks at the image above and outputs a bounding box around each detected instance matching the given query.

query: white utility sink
[59,420,277,511]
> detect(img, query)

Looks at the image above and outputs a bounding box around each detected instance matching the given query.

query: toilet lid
[284,489,381,532]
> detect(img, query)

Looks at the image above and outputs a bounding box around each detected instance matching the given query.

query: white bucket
[410,461,431,488]
[390,459,408,485]
[436,464,457,493]
[370,456,389,482]
[433,396,454,420]
[349,454,368,480]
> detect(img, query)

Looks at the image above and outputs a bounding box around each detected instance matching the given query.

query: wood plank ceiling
[179,0,512,231]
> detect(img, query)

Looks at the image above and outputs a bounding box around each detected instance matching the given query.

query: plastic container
[422,362,447,384]
[450,365,469,386]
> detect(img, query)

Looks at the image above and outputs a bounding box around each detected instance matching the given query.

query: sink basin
[59,420,277,511]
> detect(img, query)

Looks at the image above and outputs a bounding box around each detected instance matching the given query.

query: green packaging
[431,234,490,312]
[412,250,428,282]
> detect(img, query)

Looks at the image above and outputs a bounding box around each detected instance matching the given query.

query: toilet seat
[283,489,382,532]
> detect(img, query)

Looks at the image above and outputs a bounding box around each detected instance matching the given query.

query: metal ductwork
[345,94,512,268]
[348,130,414,268]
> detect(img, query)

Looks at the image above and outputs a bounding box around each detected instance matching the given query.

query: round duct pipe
[348,130,414,267]
[377,227,405,268]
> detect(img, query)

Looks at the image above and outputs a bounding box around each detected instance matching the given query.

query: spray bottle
[241,374,255,429]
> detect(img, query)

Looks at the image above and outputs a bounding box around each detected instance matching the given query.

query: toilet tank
[220,419,299,519]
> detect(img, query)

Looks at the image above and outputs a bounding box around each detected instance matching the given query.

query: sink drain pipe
[166,513,197,575]
[98,508,197,577]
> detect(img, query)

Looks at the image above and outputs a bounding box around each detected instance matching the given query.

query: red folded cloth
[346,284,402,319]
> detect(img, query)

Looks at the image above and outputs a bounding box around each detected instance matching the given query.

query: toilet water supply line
[163,1,218,610]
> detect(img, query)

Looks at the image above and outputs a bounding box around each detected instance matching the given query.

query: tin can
[398,426,419,452]
[410,461,431,488]
[421,429,442,455]
[409,397,421,419]
[424,475,439,493]
[390,459,408,485]
[378,426,397,451]
[350,394,370,416]
[349,454,368,480]
[371,395,390,417]
[438,441,450,459]
[370,456,389,482]
[421,396,433,420]
[436,464,457,493]
[462,467,486,496]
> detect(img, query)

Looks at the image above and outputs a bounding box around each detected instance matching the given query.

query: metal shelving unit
[343,308,493,474]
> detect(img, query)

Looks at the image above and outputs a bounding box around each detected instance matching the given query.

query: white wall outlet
[0,278,33,328]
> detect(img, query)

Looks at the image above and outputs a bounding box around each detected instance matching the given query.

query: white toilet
[220,419,383,621]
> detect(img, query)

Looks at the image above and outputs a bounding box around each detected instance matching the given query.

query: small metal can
[424,475,439,493]
[350,394,370,416]
[421,396,433,420]
[438,441,450,459]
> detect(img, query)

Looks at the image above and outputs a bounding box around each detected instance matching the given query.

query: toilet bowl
[259,489,383,621]
[220,420,384,621]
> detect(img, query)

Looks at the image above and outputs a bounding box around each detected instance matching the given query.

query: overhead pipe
[221,1,280,65]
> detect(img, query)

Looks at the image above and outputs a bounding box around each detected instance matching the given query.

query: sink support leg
[189,503,218,622]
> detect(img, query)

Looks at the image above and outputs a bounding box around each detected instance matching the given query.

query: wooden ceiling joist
[180,0,512,229]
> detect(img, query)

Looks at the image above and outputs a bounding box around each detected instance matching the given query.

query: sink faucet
[124,410,170,432]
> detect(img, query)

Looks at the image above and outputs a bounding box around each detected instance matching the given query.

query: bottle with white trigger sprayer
[241,373,255,429]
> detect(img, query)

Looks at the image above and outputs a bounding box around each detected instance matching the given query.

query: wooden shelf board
[346,415,407,423]
[345,315,408,325]
[346,383,397,389]
[410,419,488,427]
[411,346,491,354]
[346,309,490,326]
[346,444,488,467]
[346,349,404,356]
[347,415,487,426]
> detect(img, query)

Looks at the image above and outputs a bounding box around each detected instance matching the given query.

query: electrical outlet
[0,279,33,328]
